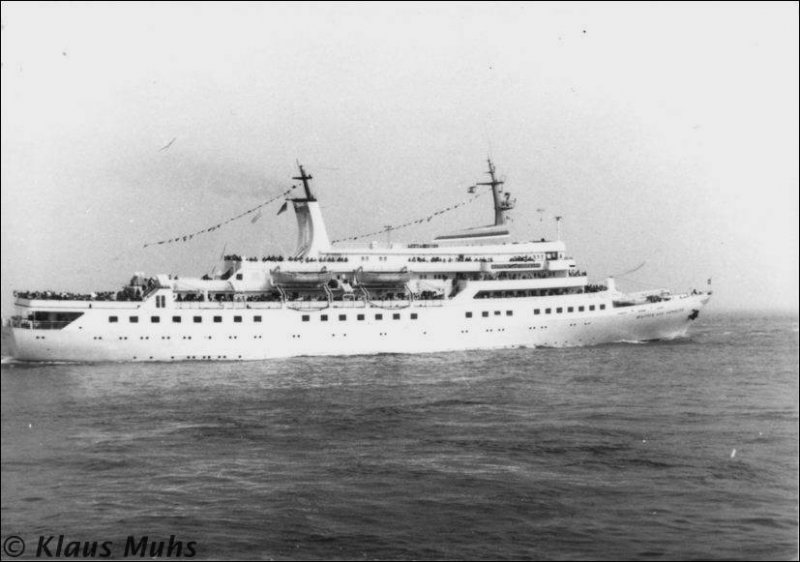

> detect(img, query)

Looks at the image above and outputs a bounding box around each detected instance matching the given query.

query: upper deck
[9,160,588,314]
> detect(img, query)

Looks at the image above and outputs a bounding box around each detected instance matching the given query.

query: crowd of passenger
[244,293,284,302]
[220,253,568,265]
[416,291,443,300]
[495,271,560,280]
[14,288,144,302]
[568,270,588,277]
[240,289,443,303]
[175,293,206,302]
[584,284,607,293]
[175,293,257,303]
[14,276,169,303]
[408,256,495,263]
[15,290,115,301]
[221,253,590,266]
[474,287,585,299]
[224,254,350,263]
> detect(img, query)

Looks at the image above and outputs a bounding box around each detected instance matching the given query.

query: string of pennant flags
[144,185,487,249]
[331,190,488,244]
[143,185,298,248]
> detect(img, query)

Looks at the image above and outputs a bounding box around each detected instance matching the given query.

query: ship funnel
[290,163,331,258]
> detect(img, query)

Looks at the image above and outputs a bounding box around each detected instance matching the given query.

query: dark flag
[277,201,289,215]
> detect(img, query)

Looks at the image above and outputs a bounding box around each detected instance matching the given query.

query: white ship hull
[6,293,710,363]
[6,161,713,363]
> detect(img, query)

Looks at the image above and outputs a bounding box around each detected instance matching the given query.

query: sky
[1,2,798,315]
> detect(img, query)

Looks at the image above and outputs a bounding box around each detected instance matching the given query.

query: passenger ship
[6,160,711,362]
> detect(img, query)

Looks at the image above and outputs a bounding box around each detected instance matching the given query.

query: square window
[466,311,473,318]
[172,316,181,323]
[254,316,262,322]
[589,305,595,311]
[600,304,606,310]
[357,314,365,321]
[410,313,418,320]
[151,316,160,323]
[321,315,328,322]
[236,273,243,280]
[567,307,574,313]
[556,307,563,313]
[534,309,540,315]
[233,316,242,323]
[109,316,118,323]
[579,306,585,312]
[375,314,383,320]
[130,316,139,323]
[393,313,401,320]
[494,310,501,316]
[301,315,310,322]
[214,316,222,323]
[506,310,512,316]
[193,316,202,323]
[482,311,489,317]
[339,314,347,321]
[545,308,551,314]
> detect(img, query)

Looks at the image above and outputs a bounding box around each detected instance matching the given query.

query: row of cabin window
[301,313,418,322]
[532,303,605,314]
[109,306,605,324]
[109,313,421,324]
[464,310,514,318]
[464,303,606,318]
[109,315,259,323]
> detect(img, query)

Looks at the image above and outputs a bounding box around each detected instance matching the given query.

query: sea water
[1,312,797,560]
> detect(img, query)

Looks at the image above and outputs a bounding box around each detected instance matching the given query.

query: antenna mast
[476,158,515,225]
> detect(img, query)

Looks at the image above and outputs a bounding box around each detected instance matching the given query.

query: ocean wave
[1,356,84,367]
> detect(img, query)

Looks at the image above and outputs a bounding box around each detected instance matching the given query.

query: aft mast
[435,159,516,242]
[476,158,515,226]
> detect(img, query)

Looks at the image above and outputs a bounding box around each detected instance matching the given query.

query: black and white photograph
[1,2,798,560]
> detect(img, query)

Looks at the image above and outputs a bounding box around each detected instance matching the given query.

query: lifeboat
[270,267,332,288]
[354,267,411,288]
